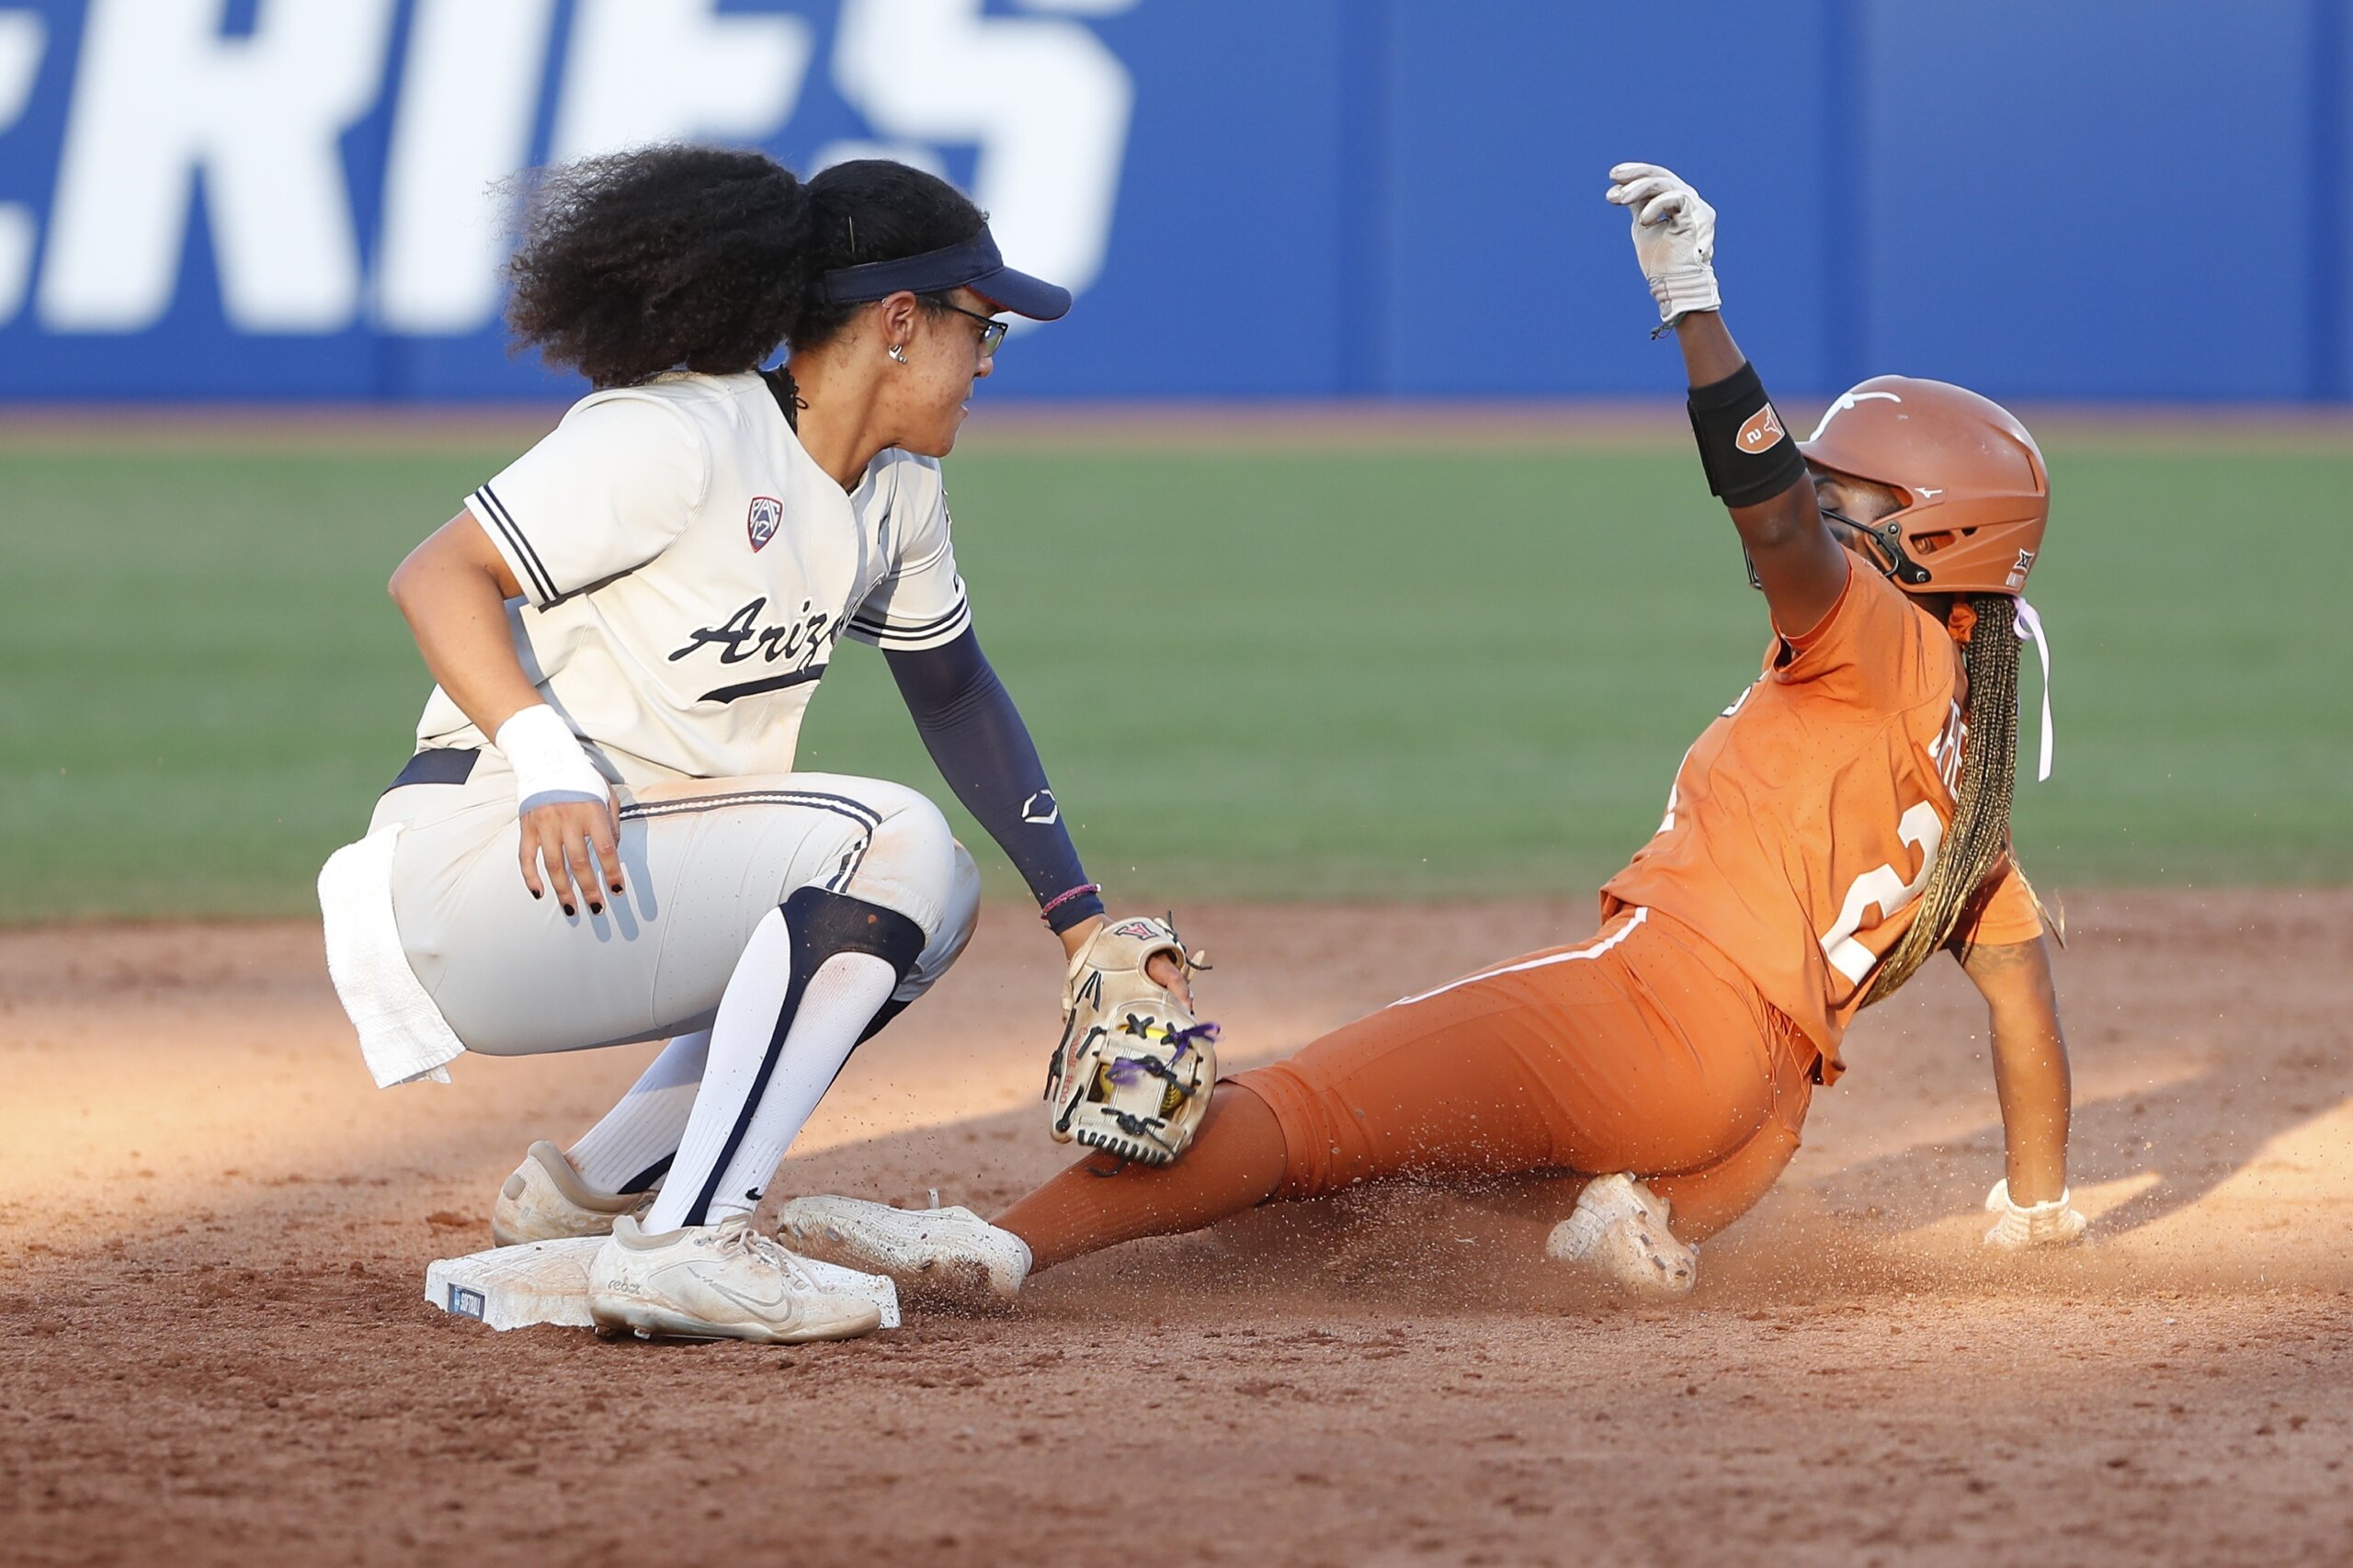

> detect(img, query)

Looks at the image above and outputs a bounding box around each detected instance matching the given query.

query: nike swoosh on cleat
[699,1272,794,1314]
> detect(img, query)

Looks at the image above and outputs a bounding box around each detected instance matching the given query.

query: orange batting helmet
[1798,375,2049,597]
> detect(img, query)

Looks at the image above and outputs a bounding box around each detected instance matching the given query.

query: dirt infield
[4,892,2350,1567]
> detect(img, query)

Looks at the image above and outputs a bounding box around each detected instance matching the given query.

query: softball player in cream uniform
[322,147,1157,1345]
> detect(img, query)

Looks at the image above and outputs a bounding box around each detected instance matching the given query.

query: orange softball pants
[997,905,1818,1270]
[1235,905,1815,1235]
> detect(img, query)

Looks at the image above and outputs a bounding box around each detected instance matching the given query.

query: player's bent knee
[780,885,928,978]
[836,782,959,938]
[896,843,981,1003]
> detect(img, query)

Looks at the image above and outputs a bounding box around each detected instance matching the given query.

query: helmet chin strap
[1799,507,2055,784]
[2014,597,2055,783]
[1820,506,1931,586]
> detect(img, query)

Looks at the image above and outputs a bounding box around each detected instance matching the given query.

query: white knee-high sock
[563,1029,710,1194]
[643,909,899,1233]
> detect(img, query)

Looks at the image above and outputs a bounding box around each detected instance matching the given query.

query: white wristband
[1649,262,1722,326]
[493,704,608,814]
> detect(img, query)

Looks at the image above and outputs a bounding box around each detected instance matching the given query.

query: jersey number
[1818,801,1944,984]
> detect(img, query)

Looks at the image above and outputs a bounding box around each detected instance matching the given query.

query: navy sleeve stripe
[861,618,972,649]
[473,483,555,602]
[855,618,972,648]
[472,483,556,603]
[850,597,970,640]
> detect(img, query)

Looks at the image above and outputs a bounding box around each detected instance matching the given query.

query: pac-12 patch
[746,495,784,552]
[447,1285,487,1320]
[1736,403,1787,453]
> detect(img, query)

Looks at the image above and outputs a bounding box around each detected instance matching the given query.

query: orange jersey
[1601,560,2043,1079]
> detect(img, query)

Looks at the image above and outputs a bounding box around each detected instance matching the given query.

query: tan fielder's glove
[1043,915,1216,1165]
[1983,1179,2088,1250]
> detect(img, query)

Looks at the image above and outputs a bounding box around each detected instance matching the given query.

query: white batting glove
[1983,1179,2089,1251]
[1605,162,1721,326]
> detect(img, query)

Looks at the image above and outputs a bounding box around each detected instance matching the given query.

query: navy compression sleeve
[885,629,1106,933]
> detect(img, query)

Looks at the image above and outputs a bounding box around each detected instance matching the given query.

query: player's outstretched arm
[1606,164,1848,637]
[882,631,1189,999]
[1956,936,2088,1248]
[1669,312,1849,636]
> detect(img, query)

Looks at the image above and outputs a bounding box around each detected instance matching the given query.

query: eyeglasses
[930,298,1006,357]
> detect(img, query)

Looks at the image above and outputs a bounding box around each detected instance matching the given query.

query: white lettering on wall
[14,0,1138,342]
[373,0,557,334]
[39,0,396,333]
[549,0,812,165]
[0,8,45,326]
[831,0,1133,302]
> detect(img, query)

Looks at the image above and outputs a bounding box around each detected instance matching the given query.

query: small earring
[887,344,909,364]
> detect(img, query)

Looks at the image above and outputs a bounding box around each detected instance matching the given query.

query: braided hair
[1859,595,2024,1006]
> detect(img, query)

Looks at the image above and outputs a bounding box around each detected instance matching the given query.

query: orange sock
[995,1082,1290,1273]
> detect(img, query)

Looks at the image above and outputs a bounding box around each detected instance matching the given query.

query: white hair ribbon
[2013,598,2053,782]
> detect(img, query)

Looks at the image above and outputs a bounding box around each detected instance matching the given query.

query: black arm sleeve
[884,628,1106,934]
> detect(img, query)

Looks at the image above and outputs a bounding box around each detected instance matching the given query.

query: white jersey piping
[1389,906,1651,1008]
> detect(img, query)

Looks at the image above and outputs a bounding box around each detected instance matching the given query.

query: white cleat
[1545,1173,1699,1299]
[778,1196,1031,1309]
[587,1214,883,1344]
[490,1141,657,1246]
[1982,1179,2090,1250]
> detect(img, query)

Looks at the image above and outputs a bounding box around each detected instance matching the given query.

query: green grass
[2,432,2346,920]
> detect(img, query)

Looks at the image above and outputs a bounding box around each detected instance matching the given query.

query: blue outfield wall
[0,0,2345,403]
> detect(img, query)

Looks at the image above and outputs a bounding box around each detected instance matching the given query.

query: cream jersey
[415,370,972,786]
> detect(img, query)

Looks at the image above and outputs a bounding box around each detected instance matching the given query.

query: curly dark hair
[796,159,985,345]
[504,147,985,389]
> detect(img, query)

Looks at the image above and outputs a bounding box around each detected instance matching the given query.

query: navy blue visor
[810,226,1071,321]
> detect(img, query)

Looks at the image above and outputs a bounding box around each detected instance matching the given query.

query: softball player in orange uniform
[782,163,2086,1301]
